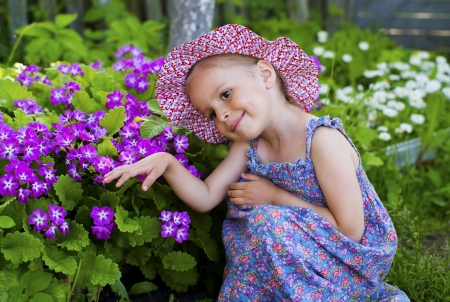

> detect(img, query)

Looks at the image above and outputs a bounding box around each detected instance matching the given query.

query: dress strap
[305,115,361,161]
[246,138,259,166]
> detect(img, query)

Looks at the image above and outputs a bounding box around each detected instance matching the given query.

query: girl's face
[187,62,274,141]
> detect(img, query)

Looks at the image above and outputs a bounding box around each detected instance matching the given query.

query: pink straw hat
[156,24,318,143]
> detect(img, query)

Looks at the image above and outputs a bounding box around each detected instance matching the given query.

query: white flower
[405,80,418,90]
[387,92,396,99]
[394,86,408,98]
[443,87,450,99]
[343,86,354,94]
[389,74,400,81]
[436,56,448,64]
[379,132,392,141]
[373,91,387,103]
[319,84,329,95]
[363,70,382,78]
[313,46,325,56]
[394,101,406,111]
[336,89,352,103]
[391,62,410,71]
[420,61,435,72]
[317,31,328,43]
[409,97,426,109]
[401,70,418,79]
[409,55,422,66]
[395,123,413,134]
[409,89,426,99]
[415,74,429,86]
[372,81,390,91]
[376,62,389,72]
[323,50,335,59]
[436,73,450,83]
[359,41,370,51]
[320,98,330,104]
[342,54,353,63]
[417,51,430,59]
[321,65,327,72]
[410,113,425,125]
[377,126,388,131]
[368,111,377,122]
[357,84,364,91]
[382,107,398,117]
[386,100,397,108]
[425,80,442,94]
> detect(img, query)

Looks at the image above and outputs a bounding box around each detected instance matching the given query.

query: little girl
[103,24,409,301]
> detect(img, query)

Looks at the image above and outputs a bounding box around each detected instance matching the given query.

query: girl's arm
[103,140,249,213]
[228,127,365,242]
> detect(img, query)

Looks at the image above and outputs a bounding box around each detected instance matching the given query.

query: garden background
[0,0,449,301]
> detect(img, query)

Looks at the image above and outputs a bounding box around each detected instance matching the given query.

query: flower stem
[95,284,102,302]
[68,257,83,301]
[152,237,167,252]
[6,23,36,67]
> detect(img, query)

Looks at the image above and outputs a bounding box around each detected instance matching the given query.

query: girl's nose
[217,108,229,123]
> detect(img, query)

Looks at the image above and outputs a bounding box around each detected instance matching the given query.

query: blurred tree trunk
[145,0,163,21]
[289,0,309,23]
[39,0,57,21]
[7,0,28,44]
[67,0,84,36]
[168,0,215,51]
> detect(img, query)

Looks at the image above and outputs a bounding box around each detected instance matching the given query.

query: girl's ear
[256,60,277,89]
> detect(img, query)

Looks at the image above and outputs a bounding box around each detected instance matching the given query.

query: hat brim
[156,24,318,144]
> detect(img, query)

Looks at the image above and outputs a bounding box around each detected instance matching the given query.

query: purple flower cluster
[113,45,164,93]
[309,55,323,73]
[28,204,70,239]
[90,206,116,240]
[13,99,44,115]
[49,81,81,108]
[158,210,190,243]
[0,120,58,203]
[58,62,84,77]
[16,64,51,87]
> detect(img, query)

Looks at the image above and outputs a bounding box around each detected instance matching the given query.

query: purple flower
[162,126,174,141]
[50,88,68,106]
[135,76,149,92]
[69,62,84,76]
[28,208,49,232]
[115,45,131,58]
[80,145,98,162]
[58,64,69,74]
[17,163,36,184]
[113,60,126,72]
[94,156,112,174]
[44,223,58,239]
[119,150,139,165]
[91,60,102,69]
[30,180,46,199]
[125,73,138,88]
[149,57,165,73]
[159,210,172,222]
[106,91,124,109]
[67,163,82,181]
[59,221,70,236]
[119,124,138,139]
[161,221,177,238]
[0,174,19,196]
[65,82,81,92]
[24,65,40,73]
[17,188,32,204]
[43,76,52,85]
[38,165,58,185]
[174,225,189,243]
[91,225,111,240]
[130,46,142,57]
[22,141,40,162]
[179,211,191,226]
[309,55,323,73]
[0,124,16,141]
[48,204,67,225]
[0,138,21,160]
[172,212,183,225]
[174,154,189,167]
[173,135,189,153]
[187,165,203,179]
[90,206,114,226]
[16,72,34,87]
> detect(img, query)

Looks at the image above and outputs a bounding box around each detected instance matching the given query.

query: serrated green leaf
[152,189,166,210]
[139,116,170,138]
[32,293,54,302]
[115,178,140,196]
[165,267,198,286]
[42,248,78,275]
[13,109,34,128]
[99,191,120,209]
[20,271,52,296]
[129,281,157,295]
[140,258,157,280]
[42,278,70,302]
[110,280,129,300]
[362,152,384,167]
[193,229,220,262]
[147,99,164,116]
[125,247,152,266]
[1,232,44,264]
[0,79,34,112]
[115,206,139,233]
[53,175,83,211]
[0,292,8,302]
[97,139,118,157]
[0,265,20,292]
[72,90,102,114]
[46,40,62,63]
[162,251,196,272]
[0,215,15,228]
[57,221,89,251]
[28,257,44,271]
[112,216,160,247]
[100,106,126,136]
[55,14,78,29]
[90,73,121,97]
[77,251,121,287]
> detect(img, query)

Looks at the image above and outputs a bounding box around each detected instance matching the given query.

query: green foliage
[162,251,197,272]
[1,232,45,264]
[100,106,126,136]
[53,175,84,211]
[129,281,157,295]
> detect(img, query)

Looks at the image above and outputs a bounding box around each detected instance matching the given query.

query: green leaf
[1,232,44,264]
[57,221,90,251]
[193,229,220,262]
[147,99,164,116]
[55,14,78,29]
[115,178,140,196]
[72,91,102,114]
[100,106,126,136]
[115,206,139,233]
[213,144,229,159]
[0,79,34,112]
[0,200,25,231]
[56,35,87,57]
[110,280,129,300]
[53,175,83,211]
[13,109,33,128]
[42,248,78,275]
[165,267,198,286]
[125,247,152,266]
[90,72,121,97]
[162,251,196,272]
[99,191,120,209]
[152,189,166,210]
[140,258,158,280]
[46,39,62,62]
[0,216,15,228]
[32,293,54,302]
[41,278,69,302]
[20,271,53,296]
[77,251,121,287]
[129,281,157,295]
[140,116,170,138]
[97,139,118,157]
[362,152,384,167]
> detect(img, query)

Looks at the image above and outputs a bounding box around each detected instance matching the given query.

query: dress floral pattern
[218,116,409,301]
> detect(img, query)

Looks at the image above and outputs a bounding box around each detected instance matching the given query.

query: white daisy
[313,46,325,56]
[342,54,353,63]
[410,113,425,125]
[425,80,442,94]
[317,31,328,43]
[379,132,392,141]
[359,41,370,51]
[323,50,335,59]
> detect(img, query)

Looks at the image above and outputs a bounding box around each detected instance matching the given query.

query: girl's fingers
[230,197,246,206]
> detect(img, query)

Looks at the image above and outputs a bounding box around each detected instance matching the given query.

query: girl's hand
[227,173,280,206]
[103,152,173,191]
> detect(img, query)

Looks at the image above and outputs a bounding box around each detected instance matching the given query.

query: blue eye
[221,90,231,100]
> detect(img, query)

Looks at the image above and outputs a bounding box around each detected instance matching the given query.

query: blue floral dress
[218,116,409,301]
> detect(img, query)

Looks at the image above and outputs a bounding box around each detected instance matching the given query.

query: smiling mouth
[231,113,244,132]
